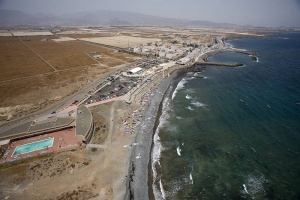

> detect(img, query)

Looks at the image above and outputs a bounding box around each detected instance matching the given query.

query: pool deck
[0,128,81,164]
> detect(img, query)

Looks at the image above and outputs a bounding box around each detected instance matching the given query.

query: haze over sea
[152,33,300,199]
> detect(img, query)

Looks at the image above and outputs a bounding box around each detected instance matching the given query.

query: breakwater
[195,61,244,67]
[194,48,257,68]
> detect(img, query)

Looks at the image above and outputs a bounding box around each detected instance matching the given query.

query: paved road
[0,59,146,133]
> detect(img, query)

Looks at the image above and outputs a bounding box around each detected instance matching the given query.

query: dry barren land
[0,35,140,122]
[0,101,138,200]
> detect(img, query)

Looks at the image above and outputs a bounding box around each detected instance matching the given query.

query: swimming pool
[12,138,54,156]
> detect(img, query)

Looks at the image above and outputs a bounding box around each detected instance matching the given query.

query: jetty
[195,61,244,67]
[193,48,257,68]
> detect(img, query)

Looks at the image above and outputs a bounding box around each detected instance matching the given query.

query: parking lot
[83,75,142,105]
[80,59,163,106]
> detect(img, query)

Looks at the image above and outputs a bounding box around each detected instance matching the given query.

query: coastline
[127,71,180,200]
[127,44,258,199]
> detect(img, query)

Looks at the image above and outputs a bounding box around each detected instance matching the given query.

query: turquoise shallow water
[152,33,300,199]
[13,138,54,156]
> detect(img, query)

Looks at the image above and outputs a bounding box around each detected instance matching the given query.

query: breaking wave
[187,106,194,110]
[152,96,171,200]
[186,94,192,99]
[191,100,207,107]
[172,78,189,100]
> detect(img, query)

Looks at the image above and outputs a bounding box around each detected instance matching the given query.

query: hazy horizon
[1,0,300,27]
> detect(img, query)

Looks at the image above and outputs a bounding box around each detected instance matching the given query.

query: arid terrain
[0,33,141,122]
[0,101,139,200]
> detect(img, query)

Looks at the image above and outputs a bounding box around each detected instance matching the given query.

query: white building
[177,57,190,65]
[159,61,176,70]
[93,55,102,59]
[159,52,166,58]
[129,67,143,74]
[142,47,149,53]
[133,47,141,53]
[166,53,177,59]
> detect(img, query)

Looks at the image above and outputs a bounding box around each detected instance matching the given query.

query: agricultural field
[0,37,53,81]
[79,35,161,48]
[59,33,113,38]
[21,36,97,70]
[0,35,141,122]
[11,31,53,36]
[60,40,141,64]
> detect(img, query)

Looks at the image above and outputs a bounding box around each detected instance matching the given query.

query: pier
[195,61,244,67]
[193,48,257,68]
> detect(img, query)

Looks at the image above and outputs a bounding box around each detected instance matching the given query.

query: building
[159,52,166,58]
[160,61,176,70]
[166,53,177,60]
[75,106,94,143]
[0,106,94,144]
[128,67,143,74]
[176,57,190,65]
[93,55,102,59]
[133,47,141,53]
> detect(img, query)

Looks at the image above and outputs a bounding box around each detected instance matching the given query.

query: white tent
[129,67,143,74]
[0,139,10,146]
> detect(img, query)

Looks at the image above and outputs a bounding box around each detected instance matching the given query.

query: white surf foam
[242,174,267,198]
[172,78,188,100]
[152,97,171,200]
[226,42,248,51]
[187,106,194,110]
[190,173,193,184]
[168,178,184,198]
[176,147,181,156]
[243,184,249,194]
[226,43,235,49]
[191,101,207,107]
[160,179,167,200]
[186,94,192,99]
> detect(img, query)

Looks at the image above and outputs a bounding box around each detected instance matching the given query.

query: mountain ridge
[0,9,238,27]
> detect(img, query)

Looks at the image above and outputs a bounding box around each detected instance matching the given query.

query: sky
[0,0,300,27]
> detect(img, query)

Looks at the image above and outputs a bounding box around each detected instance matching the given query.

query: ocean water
[152,33,300,199]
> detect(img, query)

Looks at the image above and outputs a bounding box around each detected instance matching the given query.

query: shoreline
[127,71,180,200]
[129,45,257,199]
[148,70,186,200]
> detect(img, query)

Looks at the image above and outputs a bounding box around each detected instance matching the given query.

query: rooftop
[75,106,93,137]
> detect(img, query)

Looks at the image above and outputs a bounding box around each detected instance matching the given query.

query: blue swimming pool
[12,138,54,156]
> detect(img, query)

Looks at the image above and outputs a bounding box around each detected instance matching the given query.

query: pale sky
[1,0,300,27]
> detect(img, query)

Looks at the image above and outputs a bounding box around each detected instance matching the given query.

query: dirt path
[108,102,115,144]
[18,37,58,72]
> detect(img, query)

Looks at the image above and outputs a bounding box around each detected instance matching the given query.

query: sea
[151,33,300,199]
